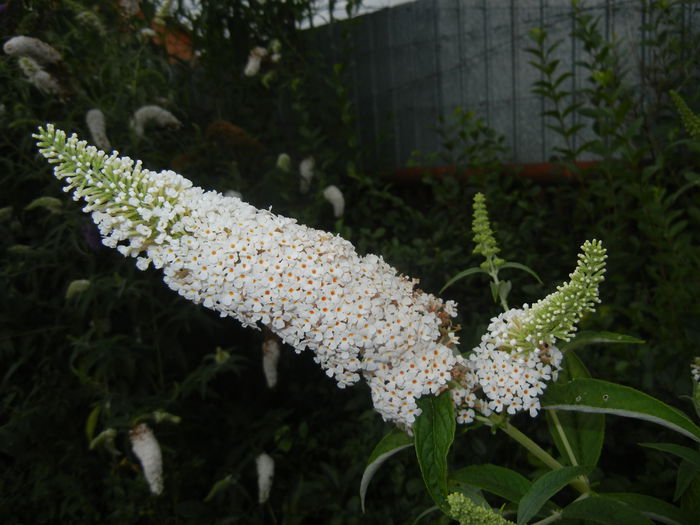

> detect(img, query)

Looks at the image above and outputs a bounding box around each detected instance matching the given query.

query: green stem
[477,416,590,495]
[531,511,562,525]
[549,410,578,466]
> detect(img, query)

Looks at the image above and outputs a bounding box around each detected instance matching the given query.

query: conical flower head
[34,125,462,429]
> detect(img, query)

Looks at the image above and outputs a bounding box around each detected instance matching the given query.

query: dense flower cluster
[35,125,461,429]
[451,240,606,423]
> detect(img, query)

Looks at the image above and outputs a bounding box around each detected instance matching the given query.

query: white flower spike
[130,105,181,137]
[3,35,62,65]
[18,57,62,96]
[85,109,111,152]
[299,156,314,194]
[129,423,163,495]
[262,335,281,388]
[323,185,345,218]
[34,125,462,430]
[256,453,274,504]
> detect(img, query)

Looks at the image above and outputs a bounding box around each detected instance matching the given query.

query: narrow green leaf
[517,466,592,525]
[603,492,695,525]
[360,428,413,512]
[450,464,532,503]
[499,262,542,283]
[440,267,488,293]
[414,391,456,513]
[204,474,234,502]
[85,405,101,444]
[559,331,644,352]
[675,460,700,501]
[541,379,700,442]
[546,352,605,467]
[562,495,655,524]
[640,442,700,469]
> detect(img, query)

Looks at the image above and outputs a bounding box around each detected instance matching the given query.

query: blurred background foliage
[1,0,700,523]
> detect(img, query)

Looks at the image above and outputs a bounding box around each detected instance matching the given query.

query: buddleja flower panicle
[35,124,462,430]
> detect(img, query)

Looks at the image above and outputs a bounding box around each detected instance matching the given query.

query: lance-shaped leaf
[562,495,655,525]
[558,330,644,352]
[602,492,695,525]
[542,378,700,442]
[450,464,532,503]
[517,465,592,525]
[640,442,700,470]
[414,391,455,513]
[359,428,413,512]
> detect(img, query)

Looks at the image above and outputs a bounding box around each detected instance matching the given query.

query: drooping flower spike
[34,125,461,429]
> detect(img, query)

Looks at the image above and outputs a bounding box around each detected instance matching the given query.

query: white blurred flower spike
[129,423,163,495]
[17,57,62,96]
[256,453,274,504]
[244,46,268,77]
[299,156,314,193]
[85,109,111,152]
[3,35,62,65]
[323,185,345,218]
[34,125,462,430]
[692,357,700,384]
[130,105,181,137]
[118,0,140,17]
[262,334,281,388]
[224,190,242,200]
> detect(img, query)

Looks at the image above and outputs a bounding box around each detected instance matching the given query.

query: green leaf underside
[602,492,695,525]
[359,428,413,512]
[517,466,592,525]
[498,261,543,283]
[548,351,605,467]
[414,392,456,513]
[450,464,532,503]
[640,442,700,470]
[559,330,644,352]
[562,496,655,525]
[440,267,487,293]
[542,379,700,442]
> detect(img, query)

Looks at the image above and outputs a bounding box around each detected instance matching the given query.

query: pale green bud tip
[522,239,606,344]
[447,493,515,525]
[276,153,291,172]
[65,279,91,299]
[472,192,502,266]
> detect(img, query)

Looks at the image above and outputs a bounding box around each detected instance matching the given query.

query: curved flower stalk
[34,125,461,429]
[130,105,182,137]
[85,109,111,152]
[3,35,62,65]
[451,240,606,423]
[129,423,163,495]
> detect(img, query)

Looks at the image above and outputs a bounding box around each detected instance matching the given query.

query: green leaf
[450,464,532,503]
[517,465,592,525]
[85,404,101,444]
[204,474,235,502]
[25,196,63,214]
[359,428,413,512]
[602,492,695,525]
[414,391,456,513]
[640,442,700,469]
[562,495,655,524]
[498,262,542,283]
[440,267,488,293]
[559,331,644,352]
[541,378,700,442]
[675,460,700,501]
[546,352,605,467]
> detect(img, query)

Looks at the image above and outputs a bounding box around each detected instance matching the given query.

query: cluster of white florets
[130,105,182,137]
[451,308,563,424]
[692,358,700,384]
[35,125,462,429]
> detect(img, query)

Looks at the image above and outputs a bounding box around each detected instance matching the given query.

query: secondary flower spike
[34,125,461,429]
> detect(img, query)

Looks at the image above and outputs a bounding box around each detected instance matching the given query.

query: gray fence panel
[319,0,697,168]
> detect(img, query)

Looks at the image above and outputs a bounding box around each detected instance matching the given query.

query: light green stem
[531,511,562,525]
[549,410,578,466]
[477,416,591,495]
